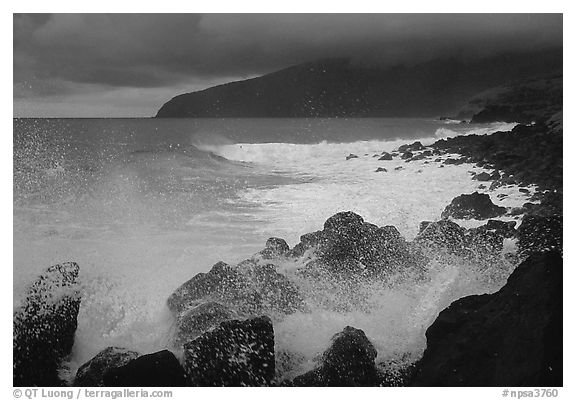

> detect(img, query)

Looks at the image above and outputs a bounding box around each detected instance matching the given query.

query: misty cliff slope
[457,74,562,127]
[156,49,561,118]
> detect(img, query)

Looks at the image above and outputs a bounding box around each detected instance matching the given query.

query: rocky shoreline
[14,121,563,387]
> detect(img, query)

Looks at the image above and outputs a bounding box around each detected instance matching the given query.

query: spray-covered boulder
[291,211,425,276]
[184,316,275,386]
[103,350,187,387]
[174,302,236,346]
[73,347,140,387]
[167,259,304,341]
[411,251,562,386]
[441,192,507,220]
[13,262,82,386]
[167,261,249,314]
[292,326,380,386]
[259,237,290,259]
[413,220,468,255]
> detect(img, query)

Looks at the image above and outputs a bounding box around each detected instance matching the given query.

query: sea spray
[14,118,527,382]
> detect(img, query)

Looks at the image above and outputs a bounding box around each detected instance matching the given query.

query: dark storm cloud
[14,14,562,93]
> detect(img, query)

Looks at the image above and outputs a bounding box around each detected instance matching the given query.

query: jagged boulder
[289,230,324,258]
[441,192,507,220]
[175,302,236,346]
[411,252,562,386]
[167,260,304,318]
[473,172,492,181]
[399,141,425,152]
[292,326,380,386]
[73,347,140,387]
[310,212,424,275]
[13,262,82,386]
[346,154,359,160]
[259,237,290,259]
[413,220,468,255]
[414,219,506,262]
[184,316,275,386]
[379,152,393,161]
[418,221,433,234]
[167,261,250,315]
[103,350,187,387]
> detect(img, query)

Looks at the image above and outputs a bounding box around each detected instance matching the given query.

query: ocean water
[13,117,530,380]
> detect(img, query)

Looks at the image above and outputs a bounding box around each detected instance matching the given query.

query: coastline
[13,118,563,387]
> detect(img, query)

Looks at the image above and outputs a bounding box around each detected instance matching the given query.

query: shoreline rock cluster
[14,121,562,387]
[14,207,562,387]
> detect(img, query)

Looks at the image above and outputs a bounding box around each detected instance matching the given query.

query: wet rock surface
[441,192,507,220]
[74,347,140,387]
[411,251,562,386]
[13,262,82,387]
[292,326,380,386]
[103,350,187,387]
[184,316,275,386]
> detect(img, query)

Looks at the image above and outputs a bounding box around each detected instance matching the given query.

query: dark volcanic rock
[379,152,393,160]
[311,211,424,275]
[484,219,517,239]
[289,230,324,257]
[260,237,290,259]
[175,302,236,345]
[441,192,507,220]
[375,167,387,173]
[411,251,562,386]
[517,215,562,257]
[292,326,380,386]
[74,347,140,387]
[414,219,506,262]
[414,220,468,255]
[184,316,275,386]
[473,172,492,181]
[346,153,359,160]
[103,350,187,387]
[399,141,425,152]
[432,124,562,190]
[13,262,81,387]
[167,261,247,314]
[167,259,304,318]
[418,221,433,234]
[401,151,413,159]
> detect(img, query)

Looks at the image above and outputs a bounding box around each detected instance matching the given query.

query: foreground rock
[13,262,81,386]
[103,350,187,387]
[184,316,275,386]
[292,326,380,386]
[411,251,562,386]
[74,347,140,387]
[441,192,506,220]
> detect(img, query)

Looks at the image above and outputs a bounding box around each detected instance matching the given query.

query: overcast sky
[13,14,562,117]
